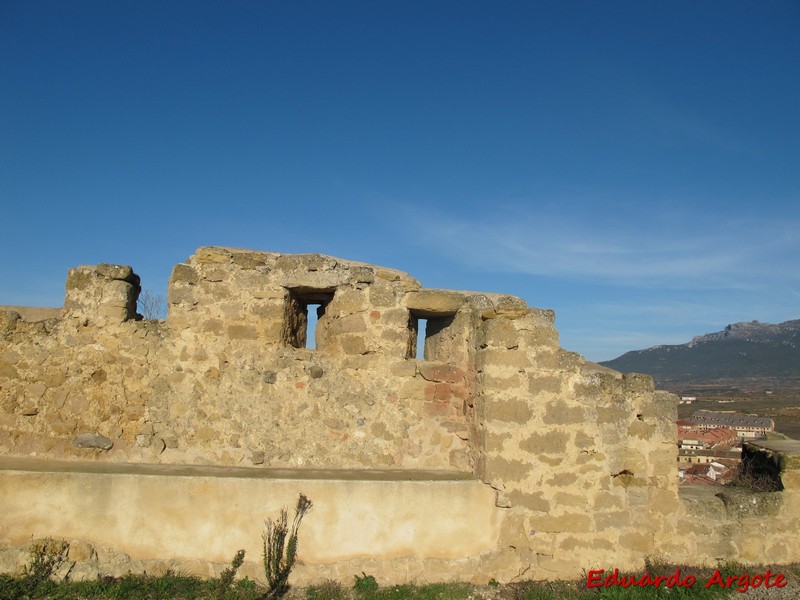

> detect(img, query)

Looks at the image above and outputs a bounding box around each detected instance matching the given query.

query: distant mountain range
[599,319,800,392]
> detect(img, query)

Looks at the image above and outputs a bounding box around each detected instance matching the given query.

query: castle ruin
[1,247,798,583]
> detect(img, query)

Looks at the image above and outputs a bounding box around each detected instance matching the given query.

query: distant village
[676,398,775,485]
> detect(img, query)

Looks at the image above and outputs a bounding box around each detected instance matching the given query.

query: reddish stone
[418,363,465,384]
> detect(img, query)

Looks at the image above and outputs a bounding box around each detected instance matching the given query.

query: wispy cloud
[411,202,800,291]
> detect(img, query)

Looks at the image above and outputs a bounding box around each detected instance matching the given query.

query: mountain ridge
[599,319,800,391]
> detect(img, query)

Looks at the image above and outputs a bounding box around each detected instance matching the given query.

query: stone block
[65,267,94,292]
[406,290,465,316]
[627,419,656,440]
[423,382,460,403]
[230,251,268,269]
[167,285,196,307]
[250,288,286,301]
[520,430,569,455]
[0,359,18,379]
[63,396,89,417]
[275,253,338,273]
[554,491,589,508]
[648,447,678,476]
[622,373,655,393]
[529,513,591,534]
[369,284,401,307]
[480,319,519,349]
[527,349,564,370]
[73,433,113,450]
[249,302,285,319]
[527,374,563,394]
[98,305,128,321]
[102,280,136,307]
[542,401,585,425]
[478,349,530,371]
[390,361,417,378]
[193,247,234,264]
[348,266,375,285]
[330,289,368,314]
[649,487,680,515]
[638,390,679,420]
[68,541,96,562]
[546,472,578,487]
[574,431,594,449]
[0,310,20,334]
[507,490,551,512]
[593,491,625,511]
[195,426,216,442]
[483,431,511,453]
[202,319,223,334]
[331,314,366,334]
[596,404,629,425]
[418,362,464,383]
[482,372,522,391]
[340,336,367,355]
[484,456,529,482]
[480,295,530,320]
[96,264,136,282]
[497,513,528,547]
[595,510,632,530]
[50,420,77,435]
[227,325,258,340]
[485,399,533,423]
[260,321,284,341]
[618,531,652,553]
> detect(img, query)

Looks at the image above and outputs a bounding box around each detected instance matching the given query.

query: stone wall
[675,440,800,567]
[1,247,799,583]
[0,457,502,584]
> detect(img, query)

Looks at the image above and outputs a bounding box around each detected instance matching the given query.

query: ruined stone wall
[2,247,799,583]
[1,248,482,470]
[674,441,800,569]
[472,314,680,578]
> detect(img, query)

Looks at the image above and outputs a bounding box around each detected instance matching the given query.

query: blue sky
[1,1,798,362]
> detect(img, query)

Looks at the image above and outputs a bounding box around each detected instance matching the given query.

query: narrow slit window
[285,289,334,350]
[415,318,428,359]
[306,304,321,349]
[408,310,456,361]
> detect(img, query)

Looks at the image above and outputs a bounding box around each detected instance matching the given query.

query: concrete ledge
[744,439,800,471]
[0,458,503,569]
[0,457,476,481]
[743,439,800,491]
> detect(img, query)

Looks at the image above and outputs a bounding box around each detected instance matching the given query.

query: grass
[1,541,796,600]
[1,563,797,600]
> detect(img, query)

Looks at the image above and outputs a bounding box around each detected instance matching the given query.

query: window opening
[306,304,321,350]
[415,318,428,360]
[407,310,456,361]
[285,288,334,349]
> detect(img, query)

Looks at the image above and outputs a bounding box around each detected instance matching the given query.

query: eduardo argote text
[586,567,788,593]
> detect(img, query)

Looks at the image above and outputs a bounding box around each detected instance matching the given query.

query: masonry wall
[1,247,798,584]
[674,441,800,568]
[1,248,478,471]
